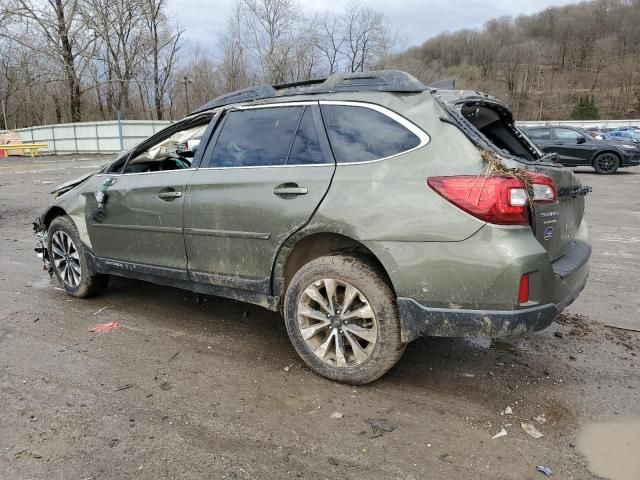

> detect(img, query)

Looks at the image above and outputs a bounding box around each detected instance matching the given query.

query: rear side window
[526,128,551,141]
[208,107,303,167]
[288,107,328,165]
[321,105,421,163]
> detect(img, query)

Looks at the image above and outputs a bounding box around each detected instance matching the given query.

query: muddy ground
[1,155,639,480]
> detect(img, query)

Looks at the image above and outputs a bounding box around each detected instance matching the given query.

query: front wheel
[593,152,620,174]
[48,215,109,298]
[284,255,406,384]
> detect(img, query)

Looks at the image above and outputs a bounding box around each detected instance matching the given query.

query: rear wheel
[48,215,109,298]
[593,152,620,174]
[284,255,405,384]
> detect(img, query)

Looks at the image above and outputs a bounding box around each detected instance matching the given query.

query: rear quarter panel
[313,91,486,242]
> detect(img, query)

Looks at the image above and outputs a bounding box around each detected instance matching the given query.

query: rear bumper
[397,273,587,342]
[393,234,591,342]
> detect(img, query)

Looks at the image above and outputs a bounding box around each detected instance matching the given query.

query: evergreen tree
[571,95,600,120]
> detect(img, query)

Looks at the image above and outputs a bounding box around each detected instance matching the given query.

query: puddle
[577,417,640,480]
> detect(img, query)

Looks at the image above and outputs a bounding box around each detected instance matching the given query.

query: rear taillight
[528,172,557,203]
[427,173,557,225]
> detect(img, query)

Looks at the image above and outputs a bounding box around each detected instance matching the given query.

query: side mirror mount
[577,136,586,144]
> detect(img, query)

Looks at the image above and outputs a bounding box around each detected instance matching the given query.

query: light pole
[180,76,193,114]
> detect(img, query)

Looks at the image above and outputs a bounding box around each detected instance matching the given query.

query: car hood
[50,171,95,196]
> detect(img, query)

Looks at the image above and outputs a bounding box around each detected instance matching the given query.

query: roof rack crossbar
[191,70,427,114]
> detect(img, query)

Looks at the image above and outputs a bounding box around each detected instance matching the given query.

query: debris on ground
[554,331,564,338]
[533,414,547,425]
[522,422,544,439]
[536,465,553,476]
[492,428,508,439]
[93,306,111,315]
[330,411,344,419]
[503,406,513,415]
[284,364,293,372]
[168,351,180,362]
[114,383,134,392]
[89,321,120,333]
[365,418,397,437]
[460,373,475,378]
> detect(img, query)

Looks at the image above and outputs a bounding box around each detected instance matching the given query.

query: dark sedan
[523,125,640,174]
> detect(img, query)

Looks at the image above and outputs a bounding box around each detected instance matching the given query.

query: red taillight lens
[518,273,530,304]
[427,174,558,225]
[427,176,529,225]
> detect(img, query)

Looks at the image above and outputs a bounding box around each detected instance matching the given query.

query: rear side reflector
[427,173,558,225]
[518,273,530,304]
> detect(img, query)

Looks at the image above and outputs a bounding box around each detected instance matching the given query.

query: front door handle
[157,191,182,201]
[273,183,308,198]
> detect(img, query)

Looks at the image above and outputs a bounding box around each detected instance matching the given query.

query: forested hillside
[392,0,640,120]
[2,0,639,128]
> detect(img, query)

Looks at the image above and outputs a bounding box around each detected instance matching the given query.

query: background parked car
[523,125,640,173]
[606,129,640,143]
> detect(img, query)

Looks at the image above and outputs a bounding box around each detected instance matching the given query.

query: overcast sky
[166,0,577,55]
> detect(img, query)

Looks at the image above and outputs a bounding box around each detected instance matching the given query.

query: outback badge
[544,226,554,241]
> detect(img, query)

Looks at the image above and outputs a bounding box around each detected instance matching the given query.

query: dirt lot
[1,155,639,480]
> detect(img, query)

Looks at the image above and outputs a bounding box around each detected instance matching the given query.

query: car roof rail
[191,85,277,114]
[191,70,427,114]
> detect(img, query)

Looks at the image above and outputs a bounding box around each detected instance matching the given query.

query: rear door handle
[273,183,308,197]
[157,191,182,200]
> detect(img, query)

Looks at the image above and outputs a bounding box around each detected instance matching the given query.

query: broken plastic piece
[522,422,544,439]
[536,465,553,476]
[89,321,120,333]
[492,428,508,439]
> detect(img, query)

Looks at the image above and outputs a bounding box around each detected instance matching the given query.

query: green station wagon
[34,71,591,384]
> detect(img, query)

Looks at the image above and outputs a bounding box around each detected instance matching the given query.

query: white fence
[7,117,640,155]
[14,120,172,154]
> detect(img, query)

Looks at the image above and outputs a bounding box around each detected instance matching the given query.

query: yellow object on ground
[0,143,48,157]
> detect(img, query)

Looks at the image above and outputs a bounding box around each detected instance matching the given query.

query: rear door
[183,103,335,293]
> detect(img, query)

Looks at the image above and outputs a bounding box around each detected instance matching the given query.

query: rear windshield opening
[460,104,540,162]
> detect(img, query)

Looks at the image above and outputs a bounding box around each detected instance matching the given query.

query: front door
[184,103,335,294]
[86,170,193,272]
[550,128,593,166]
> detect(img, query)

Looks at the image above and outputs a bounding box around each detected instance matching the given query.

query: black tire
[48,215,109,298]
[593,152,620,174]
[284,255,406,384]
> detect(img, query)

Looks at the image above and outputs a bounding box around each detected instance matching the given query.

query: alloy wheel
[596,153,617,172]
[297,279,378,367]
[51,230,81,288]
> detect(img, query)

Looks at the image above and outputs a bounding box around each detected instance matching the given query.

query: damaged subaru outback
[34,70,591,384]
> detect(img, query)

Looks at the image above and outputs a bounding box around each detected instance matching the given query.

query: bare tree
[143,0,182,120]
[315,12,344,74]
[219,2,251,92]
[0,0,92,121]
[343,0,390,72]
